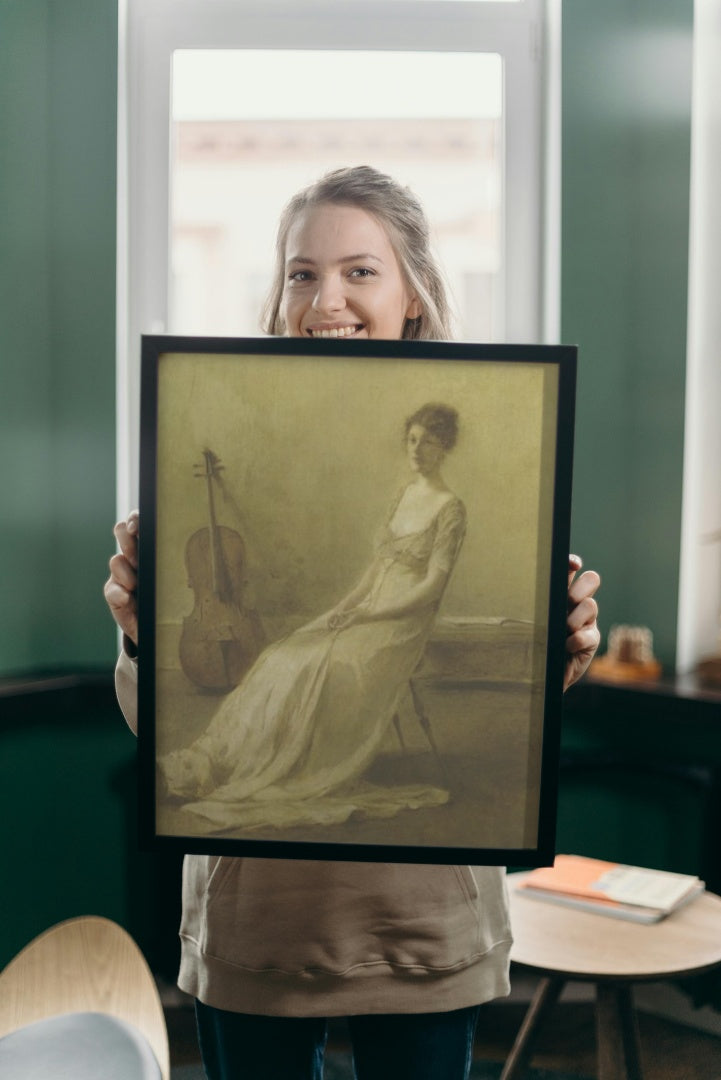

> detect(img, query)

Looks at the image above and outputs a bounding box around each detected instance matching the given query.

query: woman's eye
[349,267,375,279]
[288,270,313,283]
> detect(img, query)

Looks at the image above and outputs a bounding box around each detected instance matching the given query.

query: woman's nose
[312,274,345,314]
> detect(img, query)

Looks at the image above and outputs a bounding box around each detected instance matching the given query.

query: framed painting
[137,336,576,864]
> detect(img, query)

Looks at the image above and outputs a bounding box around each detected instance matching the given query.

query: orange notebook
[517,855,703,923]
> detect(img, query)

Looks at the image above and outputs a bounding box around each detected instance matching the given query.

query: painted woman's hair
[262,165,454,341]
[405,403,459,451]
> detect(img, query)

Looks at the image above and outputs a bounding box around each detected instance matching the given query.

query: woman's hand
[564,554,601,691]
[327,606,363,631]
[104,510,140,646]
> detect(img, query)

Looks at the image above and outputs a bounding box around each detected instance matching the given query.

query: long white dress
[160,491,466,833]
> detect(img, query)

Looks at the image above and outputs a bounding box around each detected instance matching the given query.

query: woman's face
[406,423,445,477]
[281,203,421,340]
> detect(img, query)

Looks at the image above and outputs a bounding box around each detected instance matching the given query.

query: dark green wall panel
[0,3,54,670]
[0,703,133,965]
[562,0,693,669]
[0,0,118,674]
[0,684,184,976]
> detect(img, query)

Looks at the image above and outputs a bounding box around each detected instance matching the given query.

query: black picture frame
[138,335,576,865]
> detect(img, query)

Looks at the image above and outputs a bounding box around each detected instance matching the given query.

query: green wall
[0,0,118,675]
[0,683,184,974]
[562,0,693,669]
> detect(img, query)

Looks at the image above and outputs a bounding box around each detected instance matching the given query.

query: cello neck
[201,449,223,598]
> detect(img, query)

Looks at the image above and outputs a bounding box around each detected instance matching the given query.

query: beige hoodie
[116,650,512,1016]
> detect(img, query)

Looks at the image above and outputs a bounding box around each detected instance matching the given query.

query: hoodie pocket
[453,864,480,907]
[182,856,509,976]
[179,854,236,949]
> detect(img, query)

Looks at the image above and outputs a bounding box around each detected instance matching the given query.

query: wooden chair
[392,677,450,785]
[0,915,169,1079]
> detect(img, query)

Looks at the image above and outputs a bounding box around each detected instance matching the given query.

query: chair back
[0,915,170,1080]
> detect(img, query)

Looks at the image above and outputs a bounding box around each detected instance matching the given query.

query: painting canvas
[138,336,576,864]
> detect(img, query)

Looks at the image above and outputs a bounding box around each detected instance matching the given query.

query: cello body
[179,451,265,692]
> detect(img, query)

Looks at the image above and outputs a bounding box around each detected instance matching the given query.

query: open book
[516,854,705,923]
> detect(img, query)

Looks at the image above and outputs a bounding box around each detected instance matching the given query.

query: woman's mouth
[307,324,364,339]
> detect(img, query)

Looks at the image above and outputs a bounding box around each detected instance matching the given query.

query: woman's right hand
[327,607,351,631]
[104,510,139,646]
[327,605,363,631]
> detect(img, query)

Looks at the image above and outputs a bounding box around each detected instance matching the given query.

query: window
[118,0,557,510]
[169,49,503,340]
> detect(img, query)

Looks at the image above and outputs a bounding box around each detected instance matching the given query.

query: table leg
[596,982,643,1080]
[499,976,565,1080]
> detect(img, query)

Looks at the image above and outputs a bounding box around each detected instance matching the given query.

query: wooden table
[503,873,721,1080]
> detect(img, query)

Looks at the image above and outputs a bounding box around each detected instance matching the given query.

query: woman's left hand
[328,607,362,631]
[564,554,601,691]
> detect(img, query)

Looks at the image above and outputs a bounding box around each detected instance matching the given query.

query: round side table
[503,872,721,1080]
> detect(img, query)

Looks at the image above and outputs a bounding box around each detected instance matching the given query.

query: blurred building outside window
[169,50,503,342]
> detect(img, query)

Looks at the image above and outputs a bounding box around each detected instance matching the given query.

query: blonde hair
[262,165,454,341]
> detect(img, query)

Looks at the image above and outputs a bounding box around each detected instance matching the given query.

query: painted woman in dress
[159,402,467,832]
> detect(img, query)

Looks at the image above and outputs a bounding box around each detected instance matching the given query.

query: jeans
[195,1000,481,1080]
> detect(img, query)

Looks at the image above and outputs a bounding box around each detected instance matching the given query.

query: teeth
[311,326,359,338]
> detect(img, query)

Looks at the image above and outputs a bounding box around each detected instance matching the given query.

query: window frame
[676,0,721,674]
[117,0,558,510]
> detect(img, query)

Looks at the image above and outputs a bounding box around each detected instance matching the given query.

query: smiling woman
[263,165,452,341]
[282,204,421,340]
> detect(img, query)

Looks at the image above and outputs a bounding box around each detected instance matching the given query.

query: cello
[178,449,265,692]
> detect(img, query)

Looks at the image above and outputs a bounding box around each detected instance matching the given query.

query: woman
[160,402,466,832]
[106,166,601,1080]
